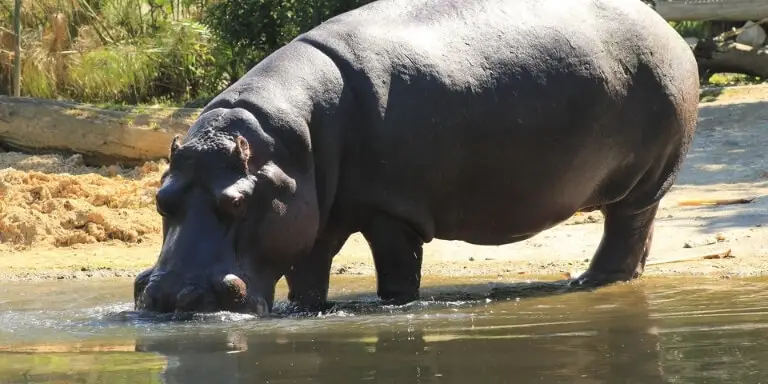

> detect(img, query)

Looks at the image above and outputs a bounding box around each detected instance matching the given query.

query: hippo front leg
[571,202,659,286]
[133,267,154,309]
[361,214,425,305]
[285,226,351,312]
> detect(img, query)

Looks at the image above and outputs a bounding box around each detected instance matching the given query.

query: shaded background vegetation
[0,0,762,107]
[0,0,375,107]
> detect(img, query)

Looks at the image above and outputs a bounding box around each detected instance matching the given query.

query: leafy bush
[0,0,743,106]
[0,0,225,104]
[202,0,374,82]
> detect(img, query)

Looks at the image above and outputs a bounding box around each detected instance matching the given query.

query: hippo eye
[155,192,179,218]
[155,172,188,218]
[155,188,175,217]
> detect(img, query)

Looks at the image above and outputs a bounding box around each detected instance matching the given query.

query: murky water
[1,276,768,383]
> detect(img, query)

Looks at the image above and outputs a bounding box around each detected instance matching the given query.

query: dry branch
[695,41,768,79]
[646,249,734,266]
[677,196,757,207]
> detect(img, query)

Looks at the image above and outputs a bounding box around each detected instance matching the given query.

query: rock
[683,236,718,248]
[715,233,727,242]
[735,21,767,49]
[106,164,121,177]
[64,154,84,167]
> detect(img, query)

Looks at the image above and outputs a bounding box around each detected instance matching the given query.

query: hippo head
[133,108,319,316]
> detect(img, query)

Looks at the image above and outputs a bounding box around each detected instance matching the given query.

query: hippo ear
[234,135,251,165]
[169,134,182,155]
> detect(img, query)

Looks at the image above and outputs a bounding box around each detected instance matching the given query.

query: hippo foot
[285,299,334,315]
[378,292,420,307]
[567,270,640,289]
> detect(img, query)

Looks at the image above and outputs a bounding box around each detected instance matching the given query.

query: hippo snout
[133,269,269,315]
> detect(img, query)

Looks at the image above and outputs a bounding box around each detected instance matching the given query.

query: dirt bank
[1,89,767,282]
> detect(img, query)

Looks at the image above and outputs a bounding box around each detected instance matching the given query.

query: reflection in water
[136,284,665,383]
[4,278,768,383]
[0,350,165,384]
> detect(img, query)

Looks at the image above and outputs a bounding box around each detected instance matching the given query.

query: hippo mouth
[134,268,271,316]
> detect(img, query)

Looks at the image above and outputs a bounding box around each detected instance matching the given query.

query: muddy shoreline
[1,88,767,282]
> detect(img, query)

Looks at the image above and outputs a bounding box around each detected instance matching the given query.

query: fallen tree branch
[646,249,734,266]
[677,197,757,207]
[695,41,768,79]
[715,16,768,42]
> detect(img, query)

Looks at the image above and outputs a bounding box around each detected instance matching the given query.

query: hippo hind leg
[571,202,658,286]
[360,213,425,305]
[572,146,685,286]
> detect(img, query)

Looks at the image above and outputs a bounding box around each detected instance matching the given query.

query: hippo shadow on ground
[698,87,724,103]
[654,100,768,235]
[655,196,768,235]
[674,100,768,187]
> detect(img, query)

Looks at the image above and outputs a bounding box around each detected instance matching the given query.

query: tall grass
[0,1,760,105]
[66,44,157,102]
[0,0,221,105]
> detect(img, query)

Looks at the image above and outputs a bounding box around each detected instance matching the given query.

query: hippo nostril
[137,281,174,313]
[213,273,270,314]
[221,274,248,303]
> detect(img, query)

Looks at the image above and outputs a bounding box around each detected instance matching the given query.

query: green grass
[706,73,765,87]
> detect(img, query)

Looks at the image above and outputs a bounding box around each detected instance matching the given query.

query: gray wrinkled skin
[134,0,700,315]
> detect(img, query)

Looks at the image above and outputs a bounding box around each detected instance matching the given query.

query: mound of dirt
[0,151,166,250]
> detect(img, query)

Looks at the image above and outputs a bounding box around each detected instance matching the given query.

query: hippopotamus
[134,0,700,315]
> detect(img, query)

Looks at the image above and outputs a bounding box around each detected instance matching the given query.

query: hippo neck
[202,41,356,231]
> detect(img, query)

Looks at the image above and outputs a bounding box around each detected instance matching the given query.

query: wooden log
[655,0,768,22]
[695,41,768,79]
[0,96,200,166]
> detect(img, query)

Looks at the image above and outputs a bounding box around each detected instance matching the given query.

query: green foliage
[65,44,158,103]
[0,0,762,106]
[0,0,383,105]
[149,20,224,103]
[707,73,764,86]
[0,0,223,104]
[669,21,708,40]
[201,0,373,81]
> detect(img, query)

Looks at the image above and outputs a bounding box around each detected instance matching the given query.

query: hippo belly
[344,100,651,246]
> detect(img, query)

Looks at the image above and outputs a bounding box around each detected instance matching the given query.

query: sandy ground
[1,88,767,282]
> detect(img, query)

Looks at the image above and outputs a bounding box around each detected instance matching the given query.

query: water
[1,276,768,383]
